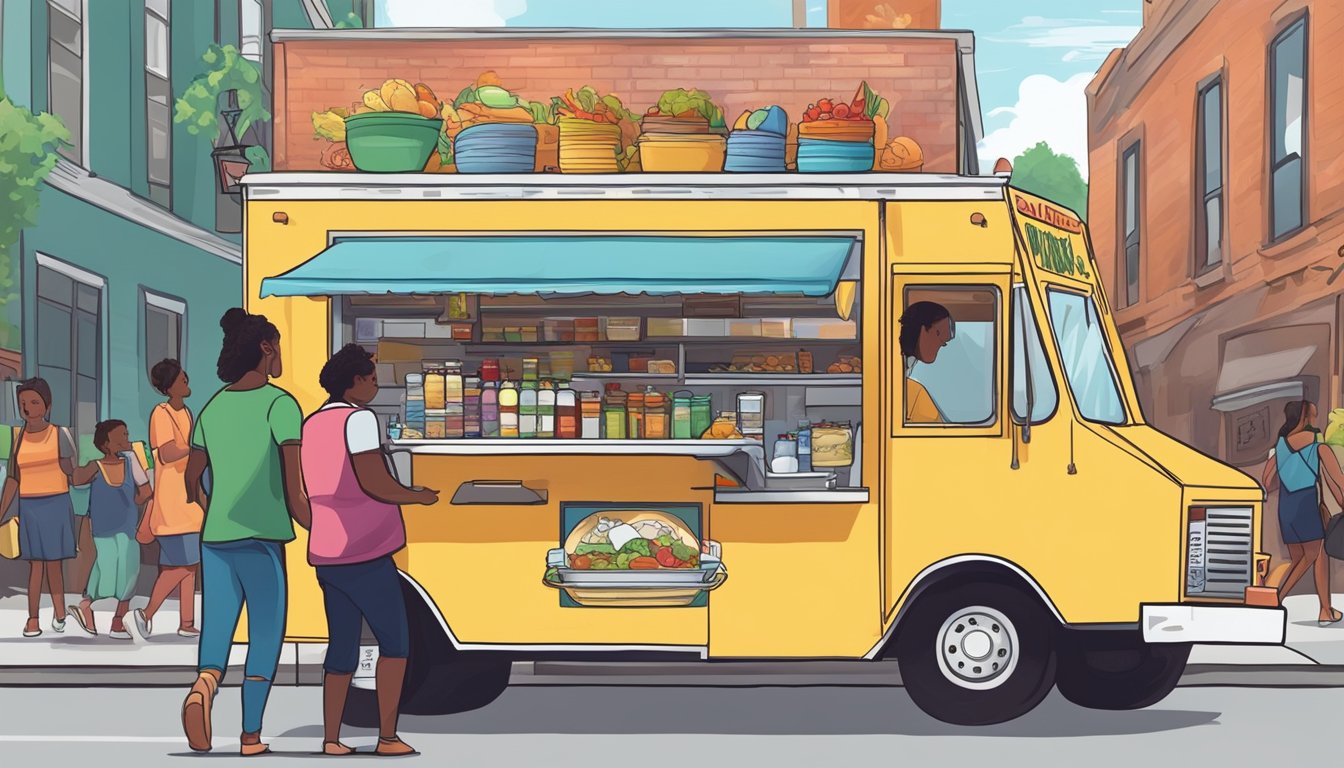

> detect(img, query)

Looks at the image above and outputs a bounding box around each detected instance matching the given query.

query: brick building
[1088,1,1344,559]
[270,27,980,174]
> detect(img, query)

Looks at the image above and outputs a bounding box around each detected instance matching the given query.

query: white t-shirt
[117,452,150,486]
[319,403,382,454]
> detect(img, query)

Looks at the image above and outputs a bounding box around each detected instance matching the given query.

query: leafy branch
[173,43,270,142]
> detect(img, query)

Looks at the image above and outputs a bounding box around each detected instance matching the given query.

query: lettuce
[619,538,652,557]
[575,543,617,556]
[655,88,725,128]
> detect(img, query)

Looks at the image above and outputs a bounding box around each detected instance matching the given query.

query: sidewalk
[2,591,1343,687]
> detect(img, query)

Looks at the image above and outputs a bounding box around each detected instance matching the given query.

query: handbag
[1317,444,1344,560]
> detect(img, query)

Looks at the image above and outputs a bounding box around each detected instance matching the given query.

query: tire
[340,580,512,727]
[895,581,1057,726]
[1055,630,1190,710]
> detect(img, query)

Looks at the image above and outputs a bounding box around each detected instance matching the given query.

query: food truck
[241,171,1285,726]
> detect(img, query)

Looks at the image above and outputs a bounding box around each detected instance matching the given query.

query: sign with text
[1011,190,1092,280]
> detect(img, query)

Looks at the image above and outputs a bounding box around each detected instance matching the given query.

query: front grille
[1199,507,1254,597]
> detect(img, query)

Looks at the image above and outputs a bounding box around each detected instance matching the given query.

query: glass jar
[481,380,500,437]
[627,391,645,440]
[580,391,603,438]
[771,434,799,473]
[671,391,694,439]
[644,390,669,440]
[404,373,426,434]
[537,380,556,438]
[556,384,578,439]
[480,358,501,383]
[736,391,766,441]
[519,381,538,439]
[690,395,713,439]
[498,381,519,438]
[463,376,482,438]
[811,421,854,467]
[603,385,628,439]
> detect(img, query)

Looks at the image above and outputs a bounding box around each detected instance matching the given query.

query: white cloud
[382,0,527,27]
[986,15,1139,63]
[976,72,1093,179]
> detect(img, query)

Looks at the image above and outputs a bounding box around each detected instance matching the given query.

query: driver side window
[901,285,999,427]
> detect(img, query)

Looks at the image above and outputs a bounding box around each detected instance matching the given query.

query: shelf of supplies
[686,374,861,386]
[660,337,859,345]
[570,372,679,380]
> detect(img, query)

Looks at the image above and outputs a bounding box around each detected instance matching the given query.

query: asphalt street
[0,683,1341,765]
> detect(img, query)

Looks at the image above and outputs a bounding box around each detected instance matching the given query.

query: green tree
[1010,141,1088,220]
[0,86,71,350]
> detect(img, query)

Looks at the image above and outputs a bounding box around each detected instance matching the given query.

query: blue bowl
[797,138,873,172]
[726,131,786,172]
[453,123,538,174]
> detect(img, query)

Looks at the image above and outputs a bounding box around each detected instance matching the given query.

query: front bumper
[1141,604,1286,645]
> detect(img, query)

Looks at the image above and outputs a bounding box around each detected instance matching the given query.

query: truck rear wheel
[1056,630,1190,710]
[340,581,512,727]
[895,581,1056,725]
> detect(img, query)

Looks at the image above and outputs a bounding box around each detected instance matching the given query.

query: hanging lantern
[211,93,253,195]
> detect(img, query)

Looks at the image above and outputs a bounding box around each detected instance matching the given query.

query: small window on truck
[901,285,999,427]
[1010,285,1058,425]
[1045,288,1128,425]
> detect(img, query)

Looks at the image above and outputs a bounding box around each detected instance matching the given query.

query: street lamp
[211,93,252,195]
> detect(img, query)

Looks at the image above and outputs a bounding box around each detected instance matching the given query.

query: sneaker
[182,672,218,752]
[132,608,152,639]
[109,627,132,640]
[51,616,66,634]
[177,627,200,638]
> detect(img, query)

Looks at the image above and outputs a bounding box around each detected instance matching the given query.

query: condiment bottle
[519,381,538,438]
[671,391,693,439]
[643,388,669,440]
[797,419,813,472]
[556,383,578,439]
[691,395,712,438]
[771,434,799,473]
[603,384,628,439]
[627,390,645,440]
[498,380,519,438]
[580,391,602,439]
[444,362,465,439]
[481,379,499,437]
[463,376,482,439]
[537,379,556,438]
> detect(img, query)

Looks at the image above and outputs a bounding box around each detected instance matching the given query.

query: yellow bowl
[638,134,727,172]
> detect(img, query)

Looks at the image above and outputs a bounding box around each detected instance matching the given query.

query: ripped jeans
[198,539,287,735]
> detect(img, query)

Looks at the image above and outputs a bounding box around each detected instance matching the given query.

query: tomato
[833,103,850,119]
[629,556,659,569]
[655,548,679,567]
[818,98,833,112]
[571,555,592,570]
[804,106,821,121]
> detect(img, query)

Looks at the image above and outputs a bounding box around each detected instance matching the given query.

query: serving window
[898,284,1000,429]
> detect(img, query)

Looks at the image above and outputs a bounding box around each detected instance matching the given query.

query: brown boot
[182,670,220,752]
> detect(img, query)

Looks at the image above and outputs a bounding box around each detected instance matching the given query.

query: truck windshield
[1045,289,1127,425]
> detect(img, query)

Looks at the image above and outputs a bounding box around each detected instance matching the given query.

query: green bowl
[344,112,444,173]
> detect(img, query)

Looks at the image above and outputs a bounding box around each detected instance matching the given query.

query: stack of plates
[453,123,538,174]
[559,118,623,173]
[724,130,787,172]
[797,137,875,173]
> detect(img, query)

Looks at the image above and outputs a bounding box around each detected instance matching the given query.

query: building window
[35,258,103,460]
[1120,142,1141,306]
[144,292,185,377]
[1269,16,1308,241]
[145,0,172,208]
[46,0,84,164]
[1196,79,1224,271]
[240,0,264,65]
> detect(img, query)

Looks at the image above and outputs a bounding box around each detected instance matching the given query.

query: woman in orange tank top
[0,378,78,637]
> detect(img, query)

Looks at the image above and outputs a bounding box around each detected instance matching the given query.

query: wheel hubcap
[935,606,1019,690]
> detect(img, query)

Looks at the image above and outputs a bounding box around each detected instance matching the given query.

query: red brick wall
[272,35,960,172]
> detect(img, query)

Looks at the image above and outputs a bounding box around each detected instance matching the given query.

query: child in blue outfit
[68,420,151,638]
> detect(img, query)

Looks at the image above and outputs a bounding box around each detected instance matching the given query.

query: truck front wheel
[1056,630,1190,710]
[895,581,1057,725]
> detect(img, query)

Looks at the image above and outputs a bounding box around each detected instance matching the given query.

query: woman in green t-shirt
[180,308,311,756]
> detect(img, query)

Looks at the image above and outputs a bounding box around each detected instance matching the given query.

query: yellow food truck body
[242,172,1283,725]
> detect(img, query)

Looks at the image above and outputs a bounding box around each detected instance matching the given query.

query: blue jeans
[316,556,410,674]
[198,539,286,735]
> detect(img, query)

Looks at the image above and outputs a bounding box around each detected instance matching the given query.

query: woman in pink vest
[302,344,437,756]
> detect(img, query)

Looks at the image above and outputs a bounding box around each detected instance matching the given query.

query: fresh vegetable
[646,88,726,129]
[574,543,617,556]
[629,557,660,569]
[437,72,544,164]
[619,538,653,558]
[311,107,349,142]
[856,80,891,120]
[556,86,637,125]
[671,540,697,563]
[799,82,889,124]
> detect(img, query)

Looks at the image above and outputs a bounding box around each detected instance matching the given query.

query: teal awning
[259,235,857,298]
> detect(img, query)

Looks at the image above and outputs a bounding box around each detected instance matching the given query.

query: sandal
[22,618,41,638]
[323,741,355,755]
[182,671,219,752]
[68,603,97,636]
[1319,608,1343,627]
[375,736,418,756]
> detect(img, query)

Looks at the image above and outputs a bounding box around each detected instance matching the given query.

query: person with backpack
[0,378,78,638]
[1263,399,1344,625]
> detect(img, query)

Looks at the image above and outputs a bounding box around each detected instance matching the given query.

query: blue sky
[374,1,1142,176]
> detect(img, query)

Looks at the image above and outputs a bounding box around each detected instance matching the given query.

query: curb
[4,661,1344,689]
